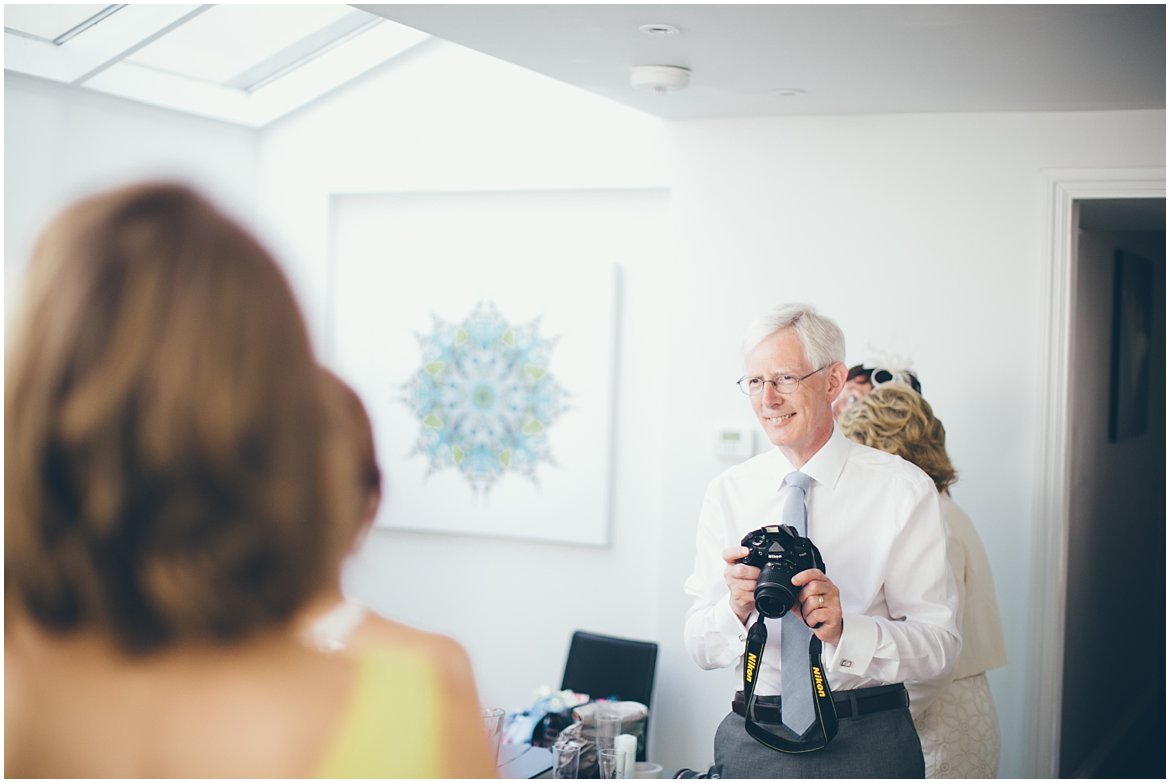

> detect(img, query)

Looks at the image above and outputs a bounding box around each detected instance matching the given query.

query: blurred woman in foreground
[839,383,1007,778]
[4,182,494,778]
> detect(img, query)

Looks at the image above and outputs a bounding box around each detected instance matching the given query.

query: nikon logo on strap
[812,666,826,698]
[745,652,759,684]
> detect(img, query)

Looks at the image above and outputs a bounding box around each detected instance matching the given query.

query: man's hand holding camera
[722,545,760,624]
[721,545,843,646]
[792,568,843,646]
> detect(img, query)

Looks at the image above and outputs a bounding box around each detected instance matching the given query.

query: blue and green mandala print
[401,301,570,494]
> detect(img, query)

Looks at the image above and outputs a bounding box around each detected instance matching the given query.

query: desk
[498,743,553,779]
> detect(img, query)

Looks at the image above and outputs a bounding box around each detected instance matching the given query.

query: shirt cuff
[826,613,877,676]
[717,598,750,645]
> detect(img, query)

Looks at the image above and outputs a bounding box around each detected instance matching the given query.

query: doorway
[1031,170,1165,777]
[1059,197,1165,777]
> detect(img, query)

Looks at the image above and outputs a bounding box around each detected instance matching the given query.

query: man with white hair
[683,303,959,777]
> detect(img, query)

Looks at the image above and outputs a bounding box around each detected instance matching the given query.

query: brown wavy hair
[5,182,347,655]
[838,383,957,492]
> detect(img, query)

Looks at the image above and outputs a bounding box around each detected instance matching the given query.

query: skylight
[4,4,115,43]
[3,4,429,127]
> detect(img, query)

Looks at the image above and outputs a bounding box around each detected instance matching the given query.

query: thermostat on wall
[717,428,755,461]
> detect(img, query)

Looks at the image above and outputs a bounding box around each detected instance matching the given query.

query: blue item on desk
[504,689,588,746]
[504,712,544,745]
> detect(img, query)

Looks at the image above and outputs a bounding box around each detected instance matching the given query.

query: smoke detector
[638,23,681,37]
[630,65,691,95]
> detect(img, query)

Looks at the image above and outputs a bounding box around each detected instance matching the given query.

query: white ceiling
[5,4,1164,126]
[355,3,1166,120]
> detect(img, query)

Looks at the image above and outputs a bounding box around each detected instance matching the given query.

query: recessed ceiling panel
[124,4,359,86]
[5,4,428,126]
[4,4,117,43]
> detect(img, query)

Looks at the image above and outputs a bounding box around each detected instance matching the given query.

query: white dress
[916,670,1000,777]
[909,494,1008,778]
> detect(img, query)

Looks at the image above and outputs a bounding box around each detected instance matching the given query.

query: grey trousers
[713,702,925,778]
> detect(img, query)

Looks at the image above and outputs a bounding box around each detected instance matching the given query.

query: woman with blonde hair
[839,383,1007,778]
[4,182,494,778]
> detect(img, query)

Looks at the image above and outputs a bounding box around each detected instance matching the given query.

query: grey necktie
[779,470,815,734]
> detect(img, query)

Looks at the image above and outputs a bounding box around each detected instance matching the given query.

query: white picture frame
[327,189,644,546]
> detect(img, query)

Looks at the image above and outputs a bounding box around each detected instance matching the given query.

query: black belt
[732,683,908,722]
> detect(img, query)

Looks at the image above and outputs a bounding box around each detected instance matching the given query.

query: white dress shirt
[683,425,960,697]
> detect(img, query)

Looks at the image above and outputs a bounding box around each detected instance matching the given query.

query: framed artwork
[1108,249,1154,443]
[326,189,663,545]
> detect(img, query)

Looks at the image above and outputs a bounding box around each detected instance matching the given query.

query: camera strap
[741,618,839,753]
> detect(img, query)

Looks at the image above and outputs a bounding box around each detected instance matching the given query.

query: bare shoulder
[344,614,490,777]
[352,616,473,677]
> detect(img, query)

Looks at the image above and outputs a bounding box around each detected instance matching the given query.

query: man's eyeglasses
[737,366,828,396]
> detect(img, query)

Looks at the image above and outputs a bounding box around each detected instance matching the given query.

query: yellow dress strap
[316,648,442,778]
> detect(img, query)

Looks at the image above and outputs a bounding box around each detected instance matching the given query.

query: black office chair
[560,630,659,761]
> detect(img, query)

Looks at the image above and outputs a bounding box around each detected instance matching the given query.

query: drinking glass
[480,707,505,764]
[551,740,581,779]
[599,748,628,779]
[595,711,622,751]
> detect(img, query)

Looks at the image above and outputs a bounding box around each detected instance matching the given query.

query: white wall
[3,72,259,318]
[253,40,671,349]
[6,38,1165,779]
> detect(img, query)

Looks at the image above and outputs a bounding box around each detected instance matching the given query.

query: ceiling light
[638,23,680,37]
[630,64,690,95]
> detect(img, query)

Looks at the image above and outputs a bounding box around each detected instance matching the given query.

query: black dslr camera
[738,525,825,619]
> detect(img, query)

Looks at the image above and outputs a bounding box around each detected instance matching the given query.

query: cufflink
[841,659,853,668]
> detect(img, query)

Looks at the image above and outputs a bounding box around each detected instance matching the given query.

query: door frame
[1031,168,1165,777]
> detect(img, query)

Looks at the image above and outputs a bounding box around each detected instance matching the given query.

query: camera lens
[755,564,798,618]
[755,584,795,618]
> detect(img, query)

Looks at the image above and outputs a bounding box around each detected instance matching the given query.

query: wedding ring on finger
[817,595,825,608]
